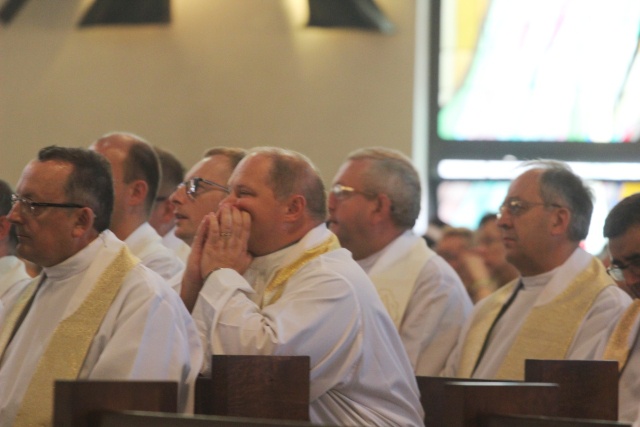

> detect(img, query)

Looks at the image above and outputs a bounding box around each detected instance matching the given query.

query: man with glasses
[181,147,424,426]
[0,180,30,308]
[168,147,246,293]
[442,160,630,379]
[597,193,640,422]
[328,147,472,375]
[90,132,184,281]
[149,146,190,264]
[0,146,202,427]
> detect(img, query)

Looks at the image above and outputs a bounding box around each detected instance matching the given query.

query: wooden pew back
[96,411,316,427]
[524,359,618,420]
[53,380,177,427]
[417,377,560,427]
[195,355,310,421]
[481,414,630,427]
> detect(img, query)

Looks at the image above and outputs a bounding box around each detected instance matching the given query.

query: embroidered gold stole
[261,234,340,308]
[0,277,41,361]
[458,258,611,380]
[603,299,640,371]
[13,246,138,427]
[368,237,432,329]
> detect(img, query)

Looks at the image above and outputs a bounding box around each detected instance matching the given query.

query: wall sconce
[307,0,394,33]
[79,0,170,27]
[0,0,29,24]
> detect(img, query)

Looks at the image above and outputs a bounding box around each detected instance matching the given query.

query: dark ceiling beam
[308,0,394,33]
[0,0,30,24]
[79,0,170,27]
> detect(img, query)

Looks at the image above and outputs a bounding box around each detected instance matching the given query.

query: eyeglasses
[330,184,376,201]
[178,177,229,200]
[607,257,640,282]
[11,194,85,217]
[498,199,564,218]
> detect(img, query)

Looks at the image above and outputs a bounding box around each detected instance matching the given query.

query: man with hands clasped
[180,147,424,427]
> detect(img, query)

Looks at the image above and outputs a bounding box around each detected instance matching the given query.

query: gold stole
[261,234,340,308]
[457,281,517,378]
[458,258,611,380]
[369,238,432,329]
[0,277,40,361]
[603,299,640,371]
[13,246,138,427]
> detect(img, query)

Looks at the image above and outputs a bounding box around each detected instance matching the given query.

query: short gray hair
[347,147,421,229]
[525,160,593,242]
[245,147,327,223]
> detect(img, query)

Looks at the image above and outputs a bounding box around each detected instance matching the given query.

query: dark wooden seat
[94,410,316,427]
[195,355,310,421]
[417,376,521,426]
[53,380,178,427]
[524,359,619,420]
[417,378,560,426]
[481,414,631,427]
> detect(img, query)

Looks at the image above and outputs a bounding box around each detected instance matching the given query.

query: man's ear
[371,193,393,223]
[72,207,96,237]
[550,206,571,236]
[128,180,149,207]
[284,195,306,222]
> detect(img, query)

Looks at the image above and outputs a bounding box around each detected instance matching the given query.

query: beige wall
[0,0,419,187]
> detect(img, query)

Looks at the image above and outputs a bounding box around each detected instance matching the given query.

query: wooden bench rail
[416,379,561,426]
[53,380,178,427]
[195,354,310,421]
[481,414,631,427]
[524,359,619,421]
[95,410,317,427]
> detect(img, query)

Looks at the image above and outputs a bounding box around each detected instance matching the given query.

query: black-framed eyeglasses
[607,257,640,282]
[11,194,86,217]
[330,184,376,201]
[497,199,564,218]
[178,177,229,200]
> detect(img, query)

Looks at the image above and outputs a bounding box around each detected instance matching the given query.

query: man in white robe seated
[167,147,246,293]
[149,146,191,264]
[90,132,184,280]
[328,147,472,375]
[0,180,30,299]
[0,180,31,327]
[442,160,631,380]
[597,193,640,423]
[181,147,425,426]
[0,146,202,427]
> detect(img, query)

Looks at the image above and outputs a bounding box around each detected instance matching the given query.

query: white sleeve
[191,266,363,400]
[400,256,472,375]
[82,267,203,413]
[567,285,631,359]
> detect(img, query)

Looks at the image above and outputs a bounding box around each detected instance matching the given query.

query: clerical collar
[42,235,103,281]
[521,266,559,291]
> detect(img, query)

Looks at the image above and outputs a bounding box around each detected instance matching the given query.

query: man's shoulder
[120,262,180,302]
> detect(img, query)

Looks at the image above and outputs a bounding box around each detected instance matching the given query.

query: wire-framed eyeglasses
[607,257,640,282]
[498,199,564,218]
[178,177,230,200]
[11,194,85,217]
[330,184,376,201]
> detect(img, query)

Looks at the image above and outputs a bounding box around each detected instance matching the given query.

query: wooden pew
[53,380,178,427]
[195,355,310,421]
[417,360,620,426]
[524,359,619,421]
[416,378,560,427]
[481,414,631,427]
[94,411,316,427]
